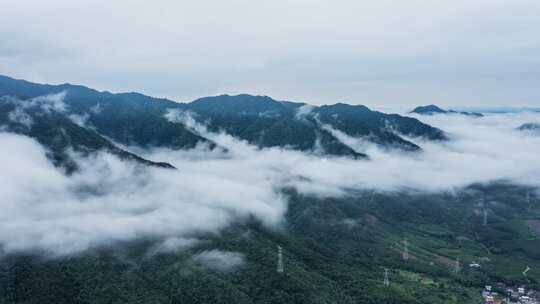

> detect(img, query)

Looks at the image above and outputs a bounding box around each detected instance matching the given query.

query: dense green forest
[1,184,538,303]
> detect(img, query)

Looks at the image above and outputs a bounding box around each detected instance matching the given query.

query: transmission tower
[523,266,530,277]
[454,257,461,273]
[402,238,409,261]
[277,245,284,274]
[523,266,531,283]
[527,191,532,212]
[383,268,390,287]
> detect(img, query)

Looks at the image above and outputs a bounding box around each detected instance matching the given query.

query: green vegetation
[0,75,446,158]
[0,99,174,171]
[0,184,538,303]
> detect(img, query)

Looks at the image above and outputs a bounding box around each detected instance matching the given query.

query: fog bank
[1,111,540,255]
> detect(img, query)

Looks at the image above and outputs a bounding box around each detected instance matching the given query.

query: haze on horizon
[1,0,539,109]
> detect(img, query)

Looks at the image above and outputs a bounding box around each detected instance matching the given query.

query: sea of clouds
[1,101,540,256]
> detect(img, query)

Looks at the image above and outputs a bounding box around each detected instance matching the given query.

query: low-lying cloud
[191,250,245,272]
[4,92,67,127]
[1,109,540,256]
[0,132,286,256]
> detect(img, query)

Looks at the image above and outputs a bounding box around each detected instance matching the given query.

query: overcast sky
[1,0,539,109]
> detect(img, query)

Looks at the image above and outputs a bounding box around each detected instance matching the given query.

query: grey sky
[1,0,539,109]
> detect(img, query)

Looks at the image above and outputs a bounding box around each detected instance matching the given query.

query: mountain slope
[518,122,540,132]
[0,184,537,304]
[0,75,211,150]
[186,95,446,154]
[315,103,446,151]
[186,95,366,157]
[0,96,174,171]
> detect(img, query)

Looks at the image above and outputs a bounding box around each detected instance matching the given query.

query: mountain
[185,94,365,157]
[411,105,448,115]
[0,75,447,158]
[188,96,447,153]
[315,103,445,150]
[0,95,174,171]
[517,122,540,134]
[411,105,484,117]
[0,75,211,150]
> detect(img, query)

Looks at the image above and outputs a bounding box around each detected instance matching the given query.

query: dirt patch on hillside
[364,213,378,225]
[527,220,540,237]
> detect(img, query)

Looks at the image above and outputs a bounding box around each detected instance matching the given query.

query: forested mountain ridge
[0,95,174,171]
[0,75,446,158]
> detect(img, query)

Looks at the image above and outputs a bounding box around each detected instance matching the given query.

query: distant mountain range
[0,75,447,168]
[411,105,484,117]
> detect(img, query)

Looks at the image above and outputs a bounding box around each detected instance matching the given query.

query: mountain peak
[411,105,447,114]
[188,94,302,116]
[518,122,540,132]
[411,104,484,117]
